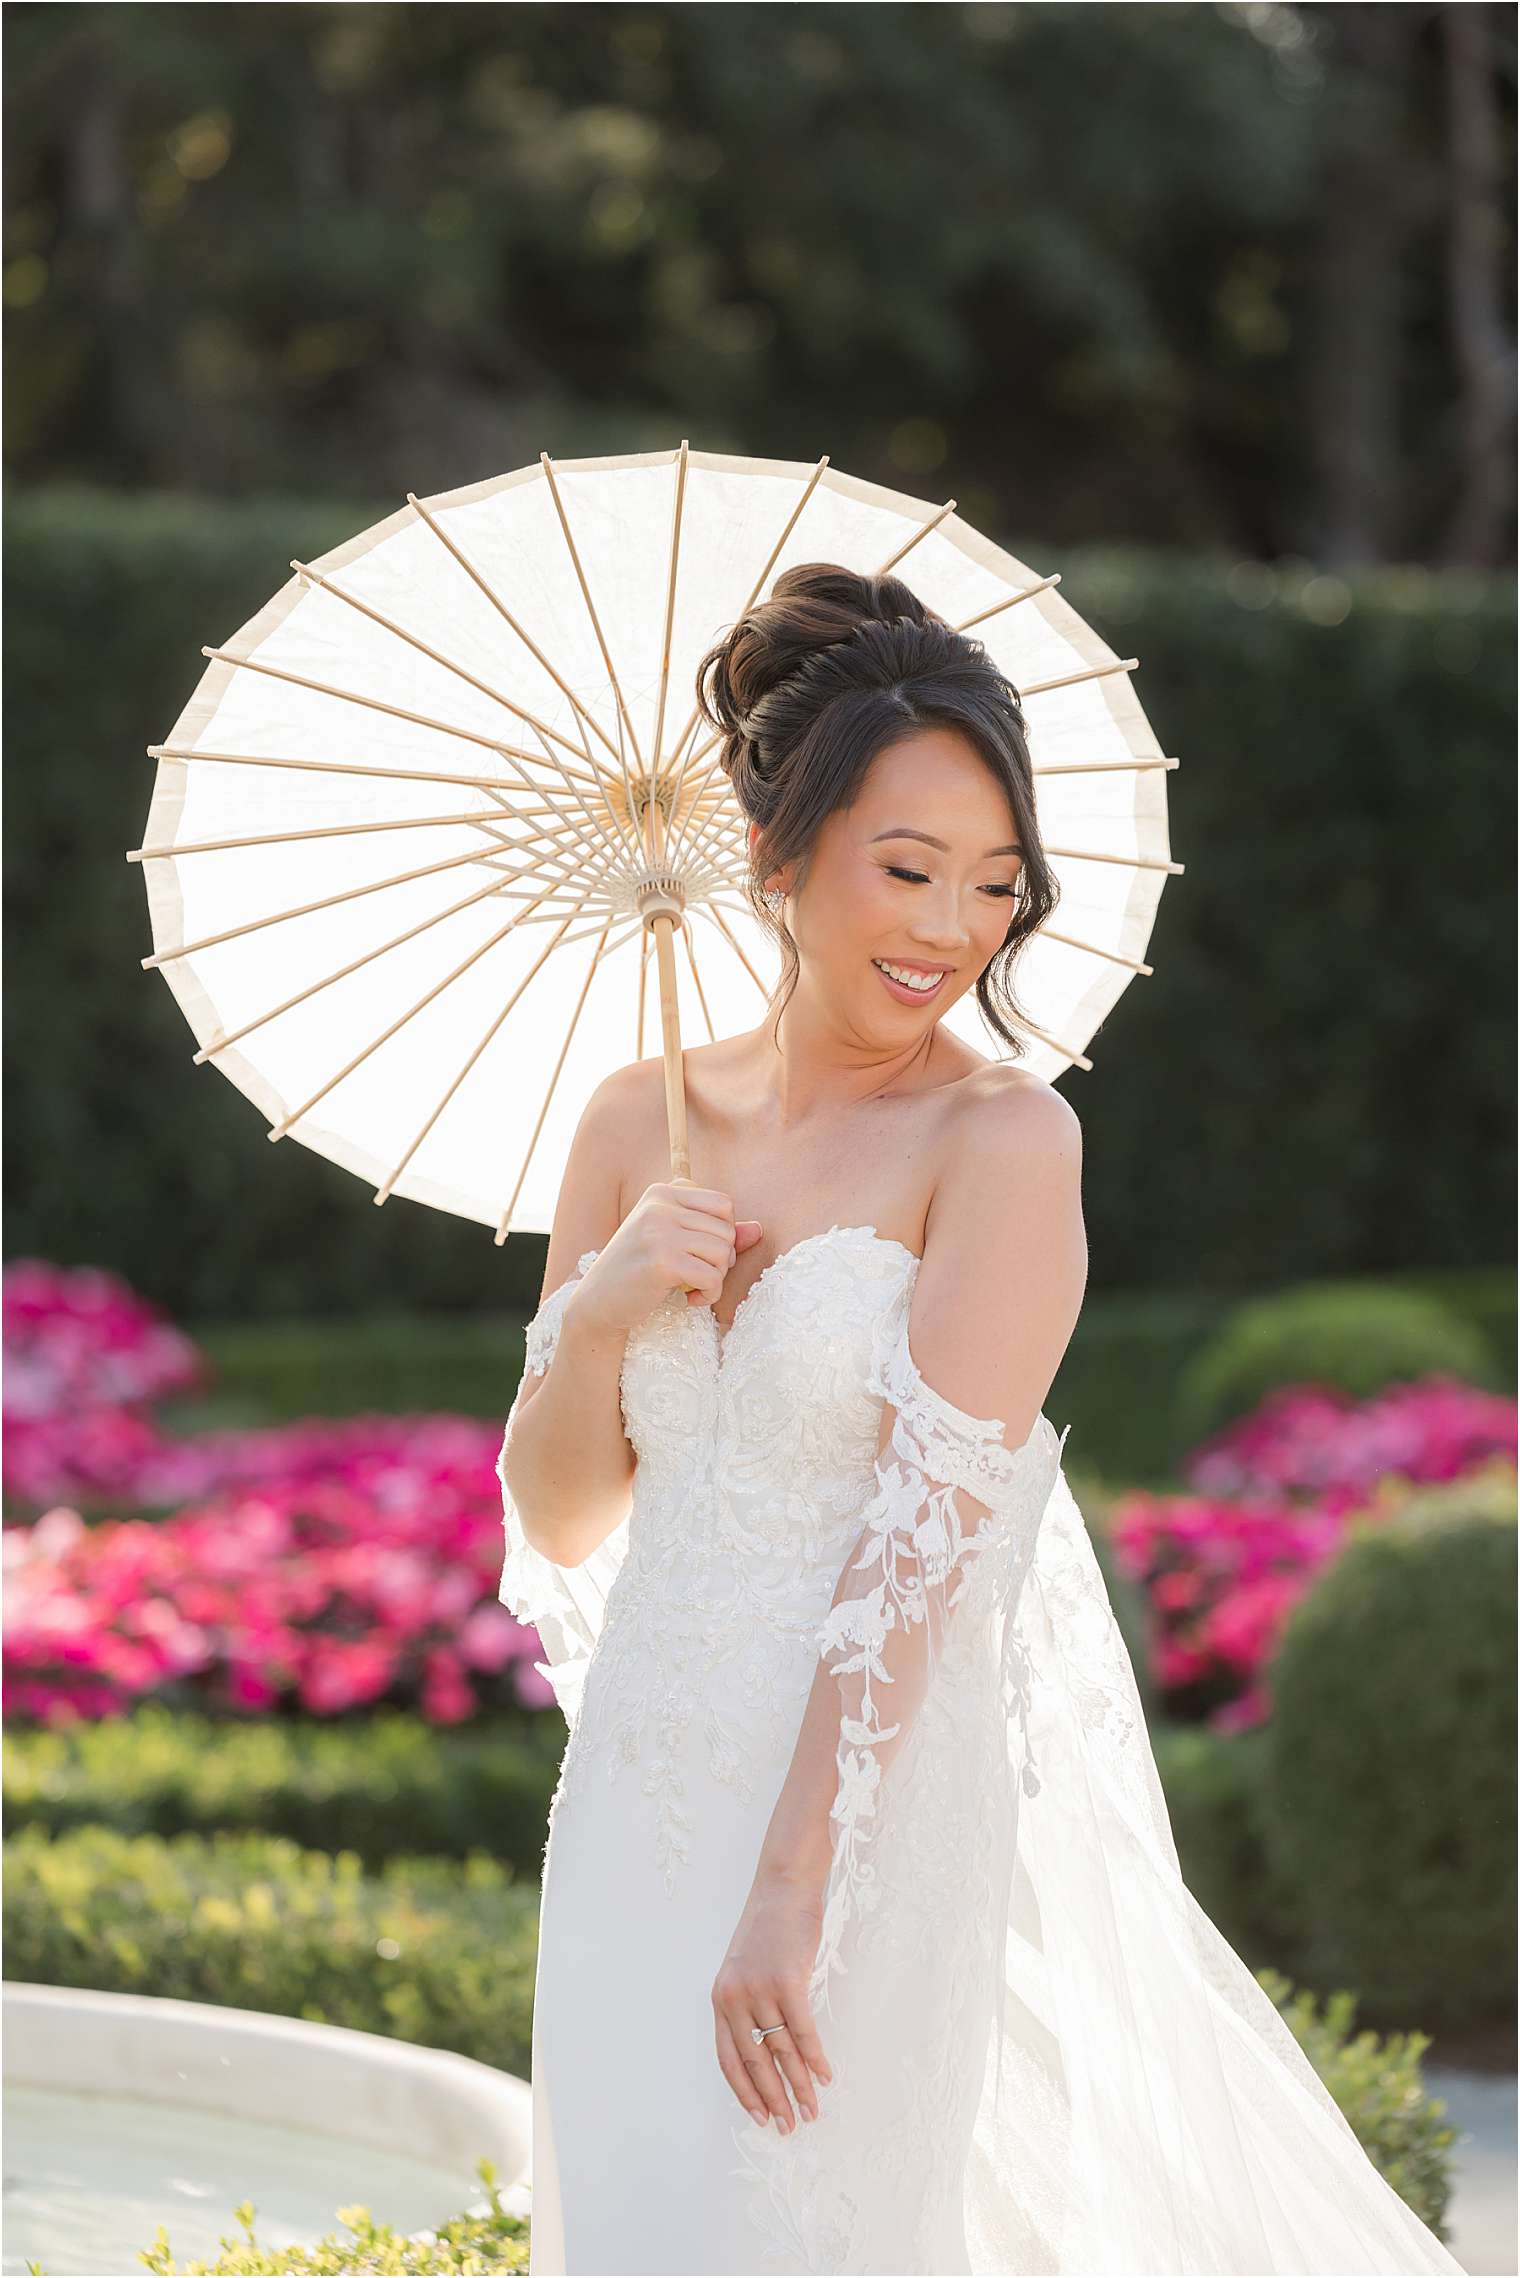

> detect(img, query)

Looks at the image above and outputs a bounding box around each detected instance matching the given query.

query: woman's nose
[909,899,973,951]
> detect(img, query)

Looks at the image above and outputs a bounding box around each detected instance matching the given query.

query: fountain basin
[3,1981,531,2276]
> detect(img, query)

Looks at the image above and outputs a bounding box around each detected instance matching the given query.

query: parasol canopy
[132,443,1179,1240]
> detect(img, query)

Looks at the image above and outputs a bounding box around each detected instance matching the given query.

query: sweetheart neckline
[706,1221,920,1352]
[697,1226,1060,1463]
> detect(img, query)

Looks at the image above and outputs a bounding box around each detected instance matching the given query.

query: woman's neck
[751,986,944,1125]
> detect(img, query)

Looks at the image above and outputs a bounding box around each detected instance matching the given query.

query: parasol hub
[634,874,687,929]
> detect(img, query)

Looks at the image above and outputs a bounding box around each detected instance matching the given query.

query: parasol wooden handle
[650,909,709,1302]
[650,910,692,1183]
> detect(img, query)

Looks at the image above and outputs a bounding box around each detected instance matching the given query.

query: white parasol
[131,443,1179,1241]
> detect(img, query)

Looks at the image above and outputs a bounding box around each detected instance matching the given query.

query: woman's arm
[711,1077,1087,2130]
[756,1077,1087,1883]
[501,1059,767,1571]
[499,1066,639,1569]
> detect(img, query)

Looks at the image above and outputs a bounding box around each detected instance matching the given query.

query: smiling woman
[695,562,1060,1058]
[497,563,1464,2278]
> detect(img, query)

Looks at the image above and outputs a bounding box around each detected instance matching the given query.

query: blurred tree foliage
[3,2,1514,566]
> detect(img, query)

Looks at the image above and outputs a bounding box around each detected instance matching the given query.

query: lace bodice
[498,1224,1063,1898]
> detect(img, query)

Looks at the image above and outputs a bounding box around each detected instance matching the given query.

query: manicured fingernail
[752,2109,766,2126]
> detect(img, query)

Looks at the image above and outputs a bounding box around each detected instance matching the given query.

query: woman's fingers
[715,1990,796,2130]
[749,2017,820,2123]
[737,2014,797,2130]
[675,1217,739,1303]
[777,1986,833,2094]
[713,2009,771,2128]
[713,1991,830,2130]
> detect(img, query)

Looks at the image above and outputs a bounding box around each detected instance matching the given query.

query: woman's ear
[748,821,791,900]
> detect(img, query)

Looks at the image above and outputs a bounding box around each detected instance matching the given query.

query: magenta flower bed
[3,1260,552,1727]
[7,1261,1514,1735]
[1113,1376,1517,1731]
[4,1258,208,1506]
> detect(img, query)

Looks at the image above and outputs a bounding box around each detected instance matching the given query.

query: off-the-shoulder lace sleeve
[495,1247,631,1733]
[809,1295,1069,2009]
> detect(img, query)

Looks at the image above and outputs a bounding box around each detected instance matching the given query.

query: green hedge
[1150,1722,1310,1978]
[12,1638,1508,2053]
[3,1704,562,1880]
[1263,1492,1517,2038]
[167,1265,1511,1492]
[1155,1481,1516,2043]
[4,1823,539,2079]
[1177,1279,1498,1446]
[4,486,1512,1321]
[3,1822,1459,2239]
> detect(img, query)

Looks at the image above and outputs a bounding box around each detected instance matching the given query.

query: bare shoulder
[911,1061,1087,1436]
[945,1060,1083,1176]
[579,1052,670,1134]
[926,1061,1086,1273]
[538,1056,668,1296]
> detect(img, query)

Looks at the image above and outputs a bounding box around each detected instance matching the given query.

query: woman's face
[754,725,1025,1034]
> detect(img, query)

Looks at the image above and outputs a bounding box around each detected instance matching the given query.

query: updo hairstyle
[694,561,1058,1056]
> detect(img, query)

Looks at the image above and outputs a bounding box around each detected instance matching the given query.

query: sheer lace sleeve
[809,1294,1069,2008]
[495,1247,632,1733]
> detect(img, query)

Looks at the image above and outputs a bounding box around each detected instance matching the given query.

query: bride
[497,564,1465,2277]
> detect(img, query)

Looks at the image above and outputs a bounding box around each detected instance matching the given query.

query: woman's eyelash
[885,865,1018,898]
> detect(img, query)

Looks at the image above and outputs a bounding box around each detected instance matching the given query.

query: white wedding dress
[496,1223,1466,2277]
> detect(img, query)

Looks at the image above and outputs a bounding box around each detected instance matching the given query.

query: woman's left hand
[711,1868,833,2132]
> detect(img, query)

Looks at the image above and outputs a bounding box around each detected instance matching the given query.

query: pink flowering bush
[4,1260,208,1507]
[3,1418,554,1726]
[1182,1375,1517,1512]
[1113,1375,1517,1732]
[3,1260,552,1726]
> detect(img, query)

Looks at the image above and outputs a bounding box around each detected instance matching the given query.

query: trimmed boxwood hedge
[5,1823,539,2078]
[1262,1491,1517,2037]
[166,1266,1512,1497]
[1150,1721,1310,1978]
[1177,1279,1498,1446]
[9,1653,1506,2053]
[4,1703,562,1880]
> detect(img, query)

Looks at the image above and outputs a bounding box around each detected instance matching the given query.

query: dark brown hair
[694,560,1059,1056]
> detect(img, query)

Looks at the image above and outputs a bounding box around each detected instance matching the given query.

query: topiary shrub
[1151,1722,1310,1975]
[1178,1280,1496,1445]
[1260,1494,1516,2036]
